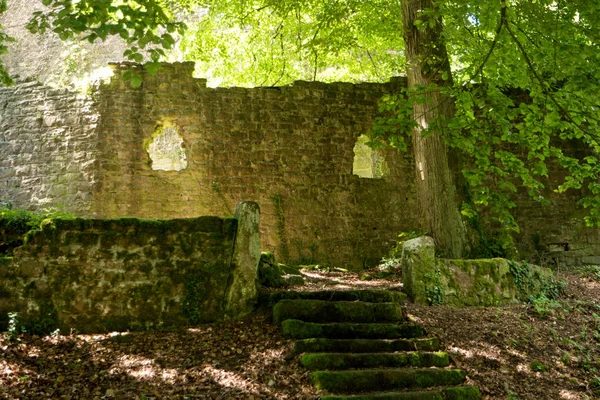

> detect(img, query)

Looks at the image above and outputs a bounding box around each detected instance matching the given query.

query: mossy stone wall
[402,236,553,306]
[0,208,260,333]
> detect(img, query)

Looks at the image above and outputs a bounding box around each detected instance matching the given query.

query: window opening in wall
[146,124,188,171]
[352,134,389,178]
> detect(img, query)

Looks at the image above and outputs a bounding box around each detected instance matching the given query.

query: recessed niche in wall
[146,124,188,171]
[352,134,389,178]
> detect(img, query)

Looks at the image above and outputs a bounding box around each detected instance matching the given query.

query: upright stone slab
[401,236,436,304]
[224,201,261,317]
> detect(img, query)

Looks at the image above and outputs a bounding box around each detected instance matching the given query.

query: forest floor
[1,264,600,400]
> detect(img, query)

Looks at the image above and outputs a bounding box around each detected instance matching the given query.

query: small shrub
[529,295,562,318]
[530,361,548,372]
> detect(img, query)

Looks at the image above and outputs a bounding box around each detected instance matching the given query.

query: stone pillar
[224,201,261,317]
[401,236,436,304]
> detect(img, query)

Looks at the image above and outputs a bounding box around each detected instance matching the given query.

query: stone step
[273,299,405,324]
[282,319,425,339]
[293,337,440,355]
[310,368,467,394]
[320,386,482,400]
[263,289,407,305]
[299,351,450,370]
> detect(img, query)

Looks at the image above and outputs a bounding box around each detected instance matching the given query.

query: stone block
[401,236,436,304]
[224,201,261,318]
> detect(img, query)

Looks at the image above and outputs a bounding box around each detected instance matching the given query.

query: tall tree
[400,0,469,257]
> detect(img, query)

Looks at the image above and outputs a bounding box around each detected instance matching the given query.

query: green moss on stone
[273,299,404,324]
[299,351,449,370]
[258,262,284,288]
[293,337,440,354]
[321,392,444,400]
[310,368,466,393]
[282,319,425,339]
[442,386,482,400]
[267,290,407,305]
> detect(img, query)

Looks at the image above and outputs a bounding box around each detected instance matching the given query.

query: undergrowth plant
[0,204,75,255]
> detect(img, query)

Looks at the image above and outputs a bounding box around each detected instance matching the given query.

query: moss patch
[310,368,466,393]
[273,299,404,324]
[282,319,425,340]
[293,337,440,355]
[300,351,449,370]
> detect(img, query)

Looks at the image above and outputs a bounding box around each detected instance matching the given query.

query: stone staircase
[270,289,481,400]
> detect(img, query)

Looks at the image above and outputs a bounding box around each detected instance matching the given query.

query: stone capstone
[401,236,436,305]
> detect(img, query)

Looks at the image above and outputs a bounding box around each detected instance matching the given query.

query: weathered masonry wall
[0,202,261,332]
[1,62,599,268]
[0,80,100,215]
[90,62,417,268]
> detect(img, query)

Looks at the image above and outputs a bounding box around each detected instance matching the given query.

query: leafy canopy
[180,0,405,86]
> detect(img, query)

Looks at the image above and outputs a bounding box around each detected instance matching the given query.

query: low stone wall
[401,236,554,306]
[0,201,260,333]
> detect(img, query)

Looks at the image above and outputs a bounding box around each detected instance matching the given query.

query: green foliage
[180,0,405,86]
[575,265,600,281]
[7,312,23,342]
[591,376,600,395]
[529,361,548,372]
[368,0,600,246]
[508,260,566,318]
[25,0,188,86]
[6,302,60,341]
[424,268,444,306]
[0,205,75,255]
[530,295,563,318]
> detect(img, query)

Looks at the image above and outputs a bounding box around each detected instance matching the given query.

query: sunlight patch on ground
[506,348,526,359]
[560,389,585,399]
[516,363,530,373]
[299,270,403,290]
[0,360,18,377]
[449,343,502,361]
[201,365,261,393]
[111,354,158,380]
[249,347,286,364]
[187,326,212,335]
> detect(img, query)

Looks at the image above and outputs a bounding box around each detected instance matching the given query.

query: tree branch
[470,0,506,81]
[504,18,593,138]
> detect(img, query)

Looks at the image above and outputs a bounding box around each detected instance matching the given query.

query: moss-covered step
[293,337,440,354]
[310,368,467,393]
[263,289,407,306]
[299,351,449,370]
[273,299,405,324]
[320,386,482,400]
[282,319,425,339]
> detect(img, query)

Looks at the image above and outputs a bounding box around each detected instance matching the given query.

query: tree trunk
[401,0,469,258]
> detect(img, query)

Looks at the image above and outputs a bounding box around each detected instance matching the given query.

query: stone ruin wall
[92,63,417,268]
[1,61,599,268]
[0,80,101,215]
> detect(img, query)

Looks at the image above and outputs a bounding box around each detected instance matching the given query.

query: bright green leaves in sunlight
[369,0,600,246]
[180,0,405,87]
[26,0,188,86]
